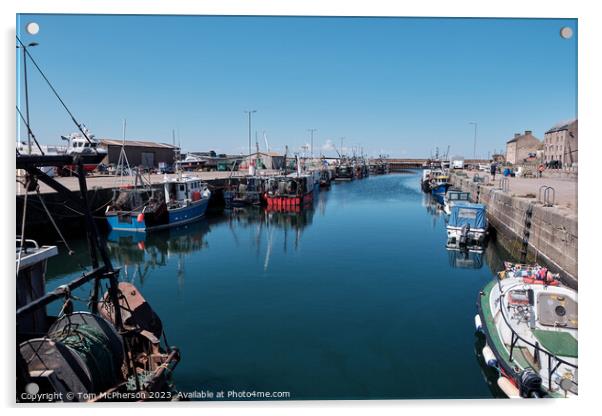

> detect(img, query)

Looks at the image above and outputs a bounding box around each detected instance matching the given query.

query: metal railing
[498,177,509,192]
[538,185,556,207]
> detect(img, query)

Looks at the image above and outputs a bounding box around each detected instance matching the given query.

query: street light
[307,128,317,158]
[244,110,257,155]
[17,41,38,154]
[469,121,478,160]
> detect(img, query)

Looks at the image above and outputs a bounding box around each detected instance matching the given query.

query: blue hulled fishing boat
[430,172,451,196]
[105,175,211,232]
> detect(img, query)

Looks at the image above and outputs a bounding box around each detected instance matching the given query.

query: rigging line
[36,188,75,255]
[16,179,30,277]
[16,106,45,155]
[16,35,96,150]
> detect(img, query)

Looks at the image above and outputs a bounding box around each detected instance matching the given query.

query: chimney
[525,130,532,136]
[514,133,520,138]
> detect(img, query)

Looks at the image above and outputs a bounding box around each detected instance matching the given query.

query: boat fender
[136,212,145,223]
[497,377,520,398]
[518,369,543,398]
[482,345,497,367]
[474,314,483,332]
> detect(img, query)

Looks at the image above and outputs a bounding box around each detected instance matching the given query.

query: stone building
[543,119,578,166]
[505,130,541,164]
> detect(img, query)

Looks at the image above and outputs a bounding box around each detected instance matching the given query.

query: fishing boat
[319,168,334,187]
[223,176,264,207]
[443,189,471,215]
[106,175,211,232]
[17,238,180,401]
[264,174,315,211]
[335,164,354,181]
[446,202,488,248]
[429,172,451,195]
[475,263,578,398]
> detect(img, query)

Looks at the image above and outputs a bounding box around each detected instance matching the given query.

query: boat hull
[107,198,209,232]
[446,226,487,246]
[430,183,450,195]
[265,192,313,211]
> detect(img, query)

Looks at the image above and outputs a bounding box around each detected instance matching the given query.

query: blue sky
[16,15,577,158]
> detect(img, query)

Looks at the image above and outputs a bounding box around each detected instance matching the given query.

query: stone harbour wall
[451,174,578,288]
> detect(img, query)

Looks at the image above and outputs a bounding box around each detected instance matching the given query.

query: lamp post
[307,128,317,158]
[17,41,38,154]
[244,110,257,156]
[469,121,478,160]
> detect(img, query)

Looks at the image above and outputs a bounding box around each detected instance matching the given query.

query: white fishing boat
[476,263,578,398]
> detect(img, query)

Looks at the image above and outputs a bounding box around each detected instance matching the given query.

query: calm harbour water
[45,171,514,400]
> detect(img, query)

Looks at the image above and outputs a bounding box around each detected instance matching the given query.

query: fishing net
[48,312,125,393]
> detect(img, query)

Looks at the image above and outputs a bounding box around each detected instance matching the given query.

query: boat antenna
[16,36,96,150]
[15,106,44,155]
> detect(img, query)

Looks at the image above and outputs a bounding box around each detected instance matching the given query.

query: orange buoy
[137,213,145,223]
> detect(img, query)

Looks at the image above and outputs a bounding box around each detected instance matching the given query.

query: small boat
[443,189,471,215]
[475,266,578,398]
[264,174,315,211]
[61,128,107,172]
[224,176,264,207]
[446,202,488,248]
[106,175,211,232]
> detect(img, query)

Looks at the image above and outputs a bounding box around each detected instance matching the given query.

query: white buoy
[497,377,521,398]
[474,314,483,332]
[482,345,498,367]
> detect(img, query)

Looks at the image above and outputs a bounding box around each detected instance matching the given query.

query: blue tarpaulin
[448,202,488,229]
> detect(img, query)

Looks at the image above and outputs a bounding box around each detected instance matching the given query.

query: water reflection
[225,206,316,269]
[106,220,211,288]
[447,248,484,269]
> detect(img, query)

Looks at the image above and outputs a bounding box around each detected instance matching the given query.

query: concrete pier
[450,171,577,288]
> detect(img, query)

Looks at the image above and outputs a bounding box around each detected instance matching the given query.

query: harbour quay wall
[450,174,578,288]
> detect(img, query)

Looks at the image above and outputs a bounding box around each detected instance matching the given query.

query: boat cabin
[16,239,58,336]
[447,190,471,203]
[164,177,204,207]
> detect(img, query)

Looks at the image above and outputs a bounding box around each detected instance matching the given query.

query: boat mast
[116,118,132,186]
